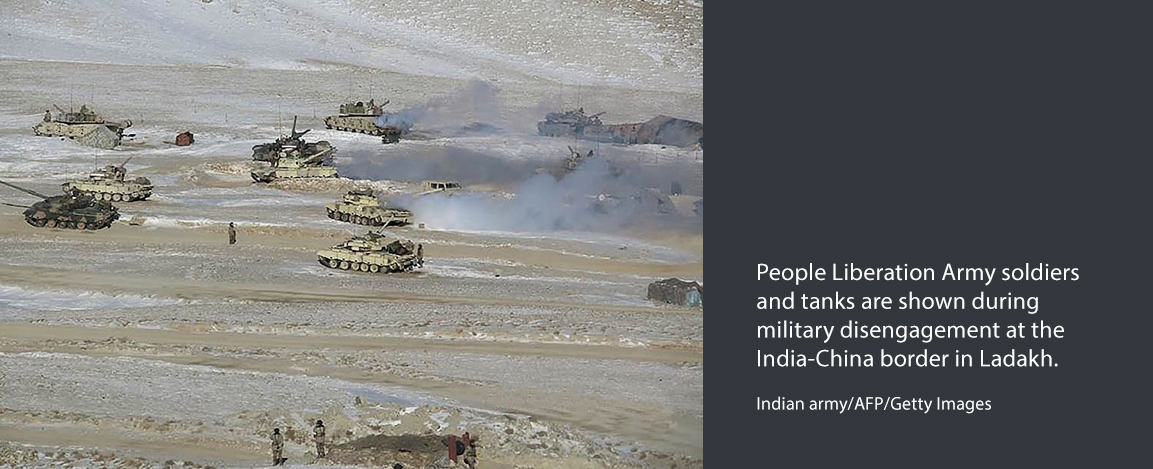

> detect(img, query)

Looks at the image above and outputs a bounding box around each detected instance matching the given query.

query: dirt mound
[330,434,446,468]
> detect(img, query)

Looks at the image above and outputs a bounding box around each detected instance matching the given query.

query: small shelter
[647,278,704,307]
[175,131,195,146]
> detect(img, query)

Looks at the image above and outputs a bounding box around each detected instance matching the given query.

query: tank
[0,179,119,230]
[61,157,153,202]
[537,108,605,138]
[251,117,338,183]
[33,104,132,140]
[326,188,413,227]
[316,231,422,273]
[323,99,407,143]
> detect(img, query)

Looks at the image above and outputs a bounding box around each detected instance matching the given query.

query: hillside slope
[0,0,702,90]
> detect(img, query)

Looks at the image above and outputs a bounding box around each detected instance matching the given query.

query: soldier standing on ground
[270,428,285,466]
[462,435,478,469]
[228,222,236,245]
[313,419,326,458]
[417,243,424,267]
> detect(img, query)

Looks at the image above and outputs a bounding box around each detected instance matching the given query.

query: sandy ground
[0,2,702,466]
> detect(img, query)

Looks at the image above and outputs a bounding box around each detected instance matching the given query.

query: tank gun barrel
[53,104,66,114]
[2,202,32,209]
[0,179,49,199]
[589,111,606,118]
[119,156,133,169]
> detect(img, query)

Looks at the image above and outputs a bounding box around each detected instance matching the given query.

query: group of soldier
[269,420,326,466]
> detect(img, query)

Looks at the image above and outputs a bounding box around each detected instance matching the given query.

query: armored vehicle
[317,231,422,273]
[324,99,407,143]
[326,188,413,227]
[34,104,132,140]
[62,157,153,202]
[1,179,119,230]
[537,108,605,138]
[251,117,338,183]
[417,181,462,196]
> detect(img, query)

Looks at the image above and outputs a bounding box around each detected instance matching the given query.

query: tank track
[24,214,117,230]
[315,255,412,274]
[325,208,407,227]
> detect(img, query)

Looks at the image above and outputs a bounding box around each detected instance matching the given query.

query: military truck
[251,117,338,182]
[62,157,153,202]
[0,179,119,230]
[34,104,132,141]
[324,99,408,143]
[326,188,413,227]
[417,181,462,196]
[317,231,422,273]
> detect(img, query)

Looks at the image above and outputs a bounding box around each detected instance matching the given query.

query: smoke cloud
[375,80,504,136]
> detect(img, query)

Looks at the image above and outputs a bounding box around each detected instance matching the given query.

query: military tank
[61,157,153,202]
[34,104,132,140]
[324,99,407,143]
[0,179,119,230]
[326,188,413,227]
[316,231,422,273]
[251,117,338,183]
[537,108,605,138]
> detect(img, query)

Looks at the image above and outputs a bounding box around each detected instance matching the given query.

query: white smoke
[374,80,503,135]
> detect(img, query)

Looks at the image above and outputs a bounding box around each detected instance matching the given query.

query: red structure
[175,131,194,146]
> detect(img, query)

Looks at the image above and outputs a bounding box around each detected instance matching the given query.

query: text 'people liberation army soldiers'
[270,428,286,466]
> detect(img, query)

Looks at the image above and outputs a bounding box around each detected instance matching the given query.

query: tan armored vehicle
[1,179,119,230]
[326,188,413,227]
[34,105,132,141]
[538,109,704,147]
[417,181,462,196]
[317,231,422,273]
[62,157,153,202]
[324,99,407,143]
[251,117,338,183]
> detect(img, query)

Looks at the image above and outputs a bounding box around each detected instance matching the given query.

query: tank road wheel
[326,209,335,219]
[31,218,46,227]
[76,221,87,230]
[327,258,341,268]
[339,261,351,270]
[359,263,371,272]
[342,213,352,222]
[369,264,380,273]
[356,216,367,225]
[112,194,123,202]
[46,220,57,228]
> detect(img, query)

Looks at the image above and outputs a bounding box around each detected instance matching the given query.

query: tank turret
[0,179,119,230]
[537,108,606,138]
[316,231,422,273]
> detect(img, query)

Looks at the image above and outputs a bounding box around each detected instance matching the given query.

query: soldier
[313,419,326,458]
[463,440,478,469]
[416,243,424,267]
[44,110,52,122]
[228,222,236,245]
[270,428,285,466]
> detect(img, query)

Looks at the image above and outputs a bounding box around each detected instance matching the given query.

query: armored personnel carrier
[326,188,413,227]
[251,117,338,183]
[34,104,132,140]
[324,99,407,143]
[62,157,153,202]
[417,180,462,196]
[317,231,422,273]
[0,180,119,230]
